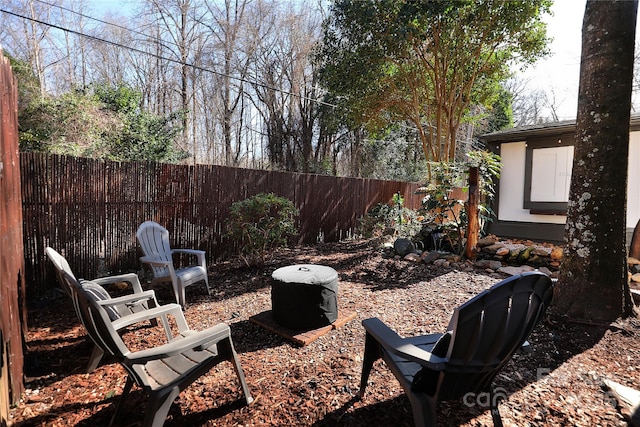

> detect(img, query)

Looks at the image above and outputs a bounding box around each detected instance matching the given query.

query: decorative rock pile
[384,234,640,285]
[629,258,640,283]
[476,235,563,269]
[383,235,562,278]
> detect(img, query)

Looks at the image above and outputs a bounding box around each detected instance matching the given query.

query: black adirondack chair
[358,271,553,427]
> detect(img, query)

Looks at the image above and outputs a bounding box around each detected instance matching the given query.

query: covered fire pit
[270,264,339,330]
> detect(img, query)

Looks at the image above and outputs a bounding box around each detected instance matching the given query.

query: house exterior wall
[489,129,640,243]
[628,131,640,227]
[498,141,567,224]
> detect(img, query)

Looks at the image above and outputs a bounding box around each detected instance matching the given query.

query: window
[524,134,573,214]
[530,146,573,202]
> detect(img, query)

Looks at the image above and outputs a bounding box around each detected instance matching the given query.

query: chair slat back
[63,269,133,365]
[136,221,173,277]
[437,272,553,399]
[45,247,77,296]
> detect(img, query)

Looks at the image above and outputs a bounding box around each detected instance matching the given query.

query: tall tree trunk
[179,1,191,163]
[555,0,637,322]
[27,0,46,97]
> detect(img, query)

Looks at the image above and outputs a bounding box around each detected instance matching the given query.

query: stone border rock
[384,235,640,284]
[382,235,562,279]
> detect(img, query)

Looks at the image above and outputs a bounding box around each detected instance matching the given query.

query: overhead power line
[0,7,337,108]
[33,0,184,54]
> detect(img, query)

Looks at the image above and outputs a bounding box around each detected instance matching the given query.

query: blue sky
[89,0,137,17]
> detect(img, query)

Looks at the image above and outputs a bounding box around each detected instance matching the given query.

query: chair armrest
[91,273,144,294]
[124,323,231,363]
[139,256,173,267]
[172,249,205,256]
[362,317,447,370]
[109,303,187,331]
[171,249,206,265]
[139,257,177,277]
[95,290,157,308]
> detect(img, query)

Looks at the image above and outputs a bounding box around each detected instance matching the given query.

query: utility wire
[33,0,324,100]
[35,0,144,37]
[0,7,337,108]
[33,0,183,53]
[1,5,462,141]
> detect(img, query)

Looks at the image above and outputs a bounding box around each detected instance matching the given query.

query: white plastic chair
[136,221,211,306]
[45,247,173,372]
[62,268,253,427]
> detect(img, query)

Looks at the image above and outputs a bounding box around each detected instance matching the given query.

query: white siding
[499,130,640,229]
[628,132,640,228]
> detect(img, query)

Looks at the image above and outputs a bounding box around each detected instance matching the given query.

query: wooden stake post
[465,167,479,260]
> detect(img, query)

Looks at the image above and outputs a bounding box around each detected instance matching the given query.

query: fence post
[465,167,479,260]
[0,48,26,423]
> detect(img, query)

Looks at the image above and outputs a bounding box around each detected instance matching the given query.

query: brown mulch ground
[10,239,640,426]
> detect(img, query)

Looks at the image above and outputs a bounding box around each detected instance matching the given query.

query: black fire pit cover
[271,264,338,330]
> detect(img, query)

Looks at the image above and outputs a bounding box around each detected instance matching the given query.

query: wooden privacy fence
[0,50,26,420]
[22,153,422,297]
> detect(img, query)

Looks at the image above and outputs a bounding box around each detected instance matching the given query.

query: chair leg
[144,387,181,427]
[170,278,184,307]
[358,332,382,399]
[204,275,211,296]
[231,352,254,404]
[86,344,104,373]
[109,376,133,427]
[179,286,186,307]
[218,337,253,405]
[158,313,173,340]
[490,386,504,427]
[407,392,438,427]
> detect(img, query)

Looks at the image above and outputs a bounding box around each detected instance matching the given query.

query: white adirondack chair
[45,247,173,372]
[62,267,253,427]
[136,221,211,306]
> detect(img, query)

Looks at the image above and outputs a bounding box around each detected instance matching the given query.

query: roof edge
[480,112,640,143]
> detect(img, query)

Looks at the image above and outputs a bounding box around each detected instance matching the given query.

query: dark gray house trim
[488,221,566,244]
[482,114,640,146]
[522,132,574,214]
[479,114,640,243]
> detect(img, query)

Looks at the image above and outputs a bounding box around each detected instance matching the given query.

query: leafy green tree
[484,85,514,133]
[18,83,188,162]
[93,83,141,115]
[319,0,550,167]
[19,90,108,155]
[93,83,188,162]
[361,126,429,181]
[3,52,40,113]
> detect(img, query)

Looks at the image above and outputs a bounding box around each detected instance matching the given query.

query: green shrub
[420,150,501,254]
[359,197,422,239]
[225,193,299,266]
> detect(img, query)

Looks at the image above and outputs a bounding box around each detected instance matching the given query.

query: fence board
[0,50,26,420]
[21,153,421,297]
